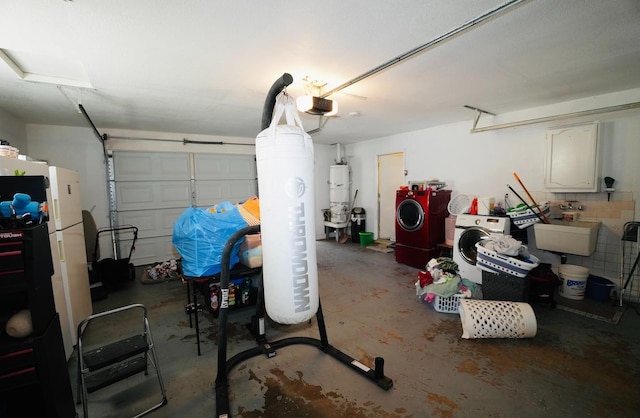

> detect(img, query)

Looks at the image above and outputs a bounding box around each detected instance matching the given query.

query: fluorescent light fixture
[0,48,93,88]
[296,95,338,116]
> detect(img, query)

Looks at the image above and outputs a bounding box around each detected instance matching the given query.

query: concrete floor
[68,239,640,418]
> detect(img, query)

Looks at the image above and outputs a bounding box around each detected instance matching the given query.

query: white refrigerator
[49,165,93,353]
[0,157,75,360]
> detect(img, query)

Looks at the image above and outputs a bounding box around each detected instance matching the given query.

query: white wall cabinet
[544,122,600,192]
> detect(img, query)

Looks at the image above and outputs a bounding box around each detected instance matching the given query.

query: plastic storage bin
[482,270,529,302]
[239,233,262,268]
[507,201,550,229]
[359,232,374,246]
[585,275,616,302]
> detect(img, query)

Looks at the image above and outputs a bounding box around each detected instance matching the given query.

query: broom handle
[347,189,359,223]
[513,172,550,224]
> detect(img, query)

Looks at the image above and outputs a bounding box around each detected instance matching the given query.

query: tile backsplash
[526,190,638,303]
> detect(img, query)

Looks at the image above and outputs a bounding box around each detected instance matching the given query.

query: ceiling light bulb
[296,95,313,113]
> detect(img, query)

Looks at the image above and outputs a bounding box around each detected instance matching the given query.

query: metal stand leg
[183,279,205,355]
[214,226,393,418]
[193,281,201,356]
[185,280,192,328]
[214,74,392,416]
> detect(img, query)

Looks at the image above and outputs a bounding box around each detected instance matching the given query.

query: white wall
[345,90,640,296]
[26,124,112,230]
[348,100,640,233]
[0,108,27,152]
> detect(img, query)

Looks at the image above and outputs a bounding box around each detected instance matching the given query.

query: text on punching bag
[290,202,310,313]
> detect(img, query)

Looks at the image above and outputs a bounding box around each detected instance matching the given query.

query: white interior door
[377,153,404,240]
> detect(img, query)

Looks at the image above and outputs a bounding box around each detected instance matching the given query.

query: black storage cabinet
[0,224,76,417]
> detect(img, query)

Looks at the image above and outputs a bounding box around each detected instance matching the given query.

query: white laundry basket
[458,299,537,339]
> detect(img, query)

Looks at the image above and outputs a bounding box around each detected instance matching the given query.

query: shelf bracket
[464,105,496,130]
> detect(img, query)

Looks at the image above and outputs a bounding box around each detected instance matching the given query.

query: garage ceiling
[1,0,639,145]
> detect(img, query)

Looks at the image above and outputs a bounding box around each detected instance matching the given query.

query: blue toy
[0,193,48,221]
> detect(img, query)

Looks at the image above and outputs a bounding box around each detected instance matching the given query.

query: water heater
[329,165,350,223]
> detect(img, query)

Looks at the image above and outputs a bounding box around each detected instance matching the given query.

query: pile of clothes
[415,257,479,303]
[145,259,180,281]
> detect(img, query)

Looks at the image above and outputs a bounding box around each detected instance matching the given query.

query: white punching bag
[256,92,319,324]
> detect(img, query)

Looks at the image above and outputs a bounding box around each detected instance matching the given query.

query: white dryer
[453,214,510,284]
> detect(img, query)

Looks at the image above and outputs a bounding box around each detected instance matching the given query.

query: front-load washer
[453,214,510,284]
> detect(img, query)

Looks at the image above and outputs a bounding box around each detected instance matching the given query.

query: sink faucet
[559,201,583,211]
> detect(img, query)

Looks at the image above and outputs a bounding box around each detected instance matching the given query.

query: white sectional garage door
[112,151,256,266]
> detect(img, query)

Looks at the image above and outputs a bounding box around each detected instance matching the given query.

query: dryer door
[397,199,424,232]
[457,226,490,265]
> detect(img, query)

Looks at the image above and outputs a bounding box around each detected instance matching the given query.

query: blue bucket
[585,275,616,302]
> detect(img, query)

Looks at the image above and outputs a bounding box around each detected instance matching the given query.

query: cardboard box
[239,233,262,267]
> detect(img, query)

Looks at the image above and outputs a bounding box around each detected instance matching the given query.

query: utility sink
[533,220,601,256]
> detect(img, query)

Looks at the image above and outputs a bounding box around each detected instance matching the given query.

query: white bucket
[558,264,589,300]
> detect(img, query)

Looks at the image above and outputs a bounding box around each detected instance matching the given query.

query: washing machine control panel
[482,217,507,229]
[456,214,510,234]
